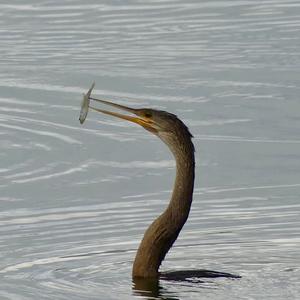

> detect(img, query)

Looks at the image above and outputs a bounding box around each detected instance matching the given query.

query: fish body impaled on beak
[78,82,158,133]
[79,82,95,124]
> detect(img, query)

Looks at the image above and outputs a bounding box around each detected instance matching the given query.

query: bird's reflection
[132,270,240,299]
[132,276,178,300]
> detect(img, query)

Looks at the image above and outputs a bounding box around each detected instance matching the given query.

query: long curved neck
[132,138,195,278]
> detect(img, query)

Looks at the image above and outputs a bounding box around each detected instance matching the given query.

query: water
[1,1,300,299]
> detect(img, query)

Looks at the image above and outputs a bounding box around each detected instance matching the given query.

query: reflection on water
[1,0,300,299]
[133,278,167,300]
[133,270,241,299]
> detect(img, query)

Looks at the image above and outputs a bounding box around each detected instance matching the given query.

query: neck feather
[132,136,195,278]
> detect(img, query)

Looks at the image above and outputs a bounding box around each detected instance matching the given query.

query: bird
[80,88,239,280]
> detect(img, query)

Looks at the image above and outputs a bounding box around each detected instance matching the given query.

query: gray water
[1,1,300,299]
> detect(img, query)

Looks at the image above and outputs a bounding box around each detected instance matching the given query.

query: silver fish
[79,82,95,124]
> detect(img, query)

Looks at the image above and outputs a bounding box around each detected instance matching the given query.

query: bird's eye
[144,112,152,118]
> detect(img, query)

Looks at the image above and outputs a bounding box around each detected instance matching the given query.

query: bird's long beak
[89,97,156,132]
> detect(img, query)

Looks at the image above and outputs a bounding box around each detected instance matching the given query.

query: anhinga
[79,83,239,280]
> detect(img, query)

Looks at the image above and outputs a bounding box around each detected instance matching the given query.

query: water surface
[1,1,300,299]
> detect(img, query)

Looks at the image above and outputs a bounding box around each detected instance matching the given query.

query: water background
[1,1,300,299]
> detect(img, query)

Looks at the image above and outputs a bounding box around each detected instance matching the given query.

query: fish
[79,82,95,124]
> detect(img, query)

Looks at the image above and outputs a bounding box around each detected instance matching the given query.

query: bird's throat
[132,142,195,278]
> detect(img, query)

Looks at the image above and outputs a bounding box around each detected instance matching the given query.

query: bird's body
[86,100,195,278]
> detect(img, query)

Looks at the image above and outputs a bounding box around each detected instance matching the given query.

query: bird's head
[88,98,194,153]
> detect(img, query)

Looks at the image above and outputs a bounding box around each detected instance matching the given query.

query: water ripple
[0,123,81,144]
